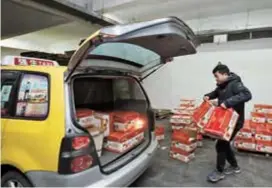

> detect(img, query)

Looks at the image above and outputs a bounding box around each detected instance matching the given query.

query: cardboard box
[104,128,145,153]
[113,111,140,132]
[171,124,185,131]
[95,112,112,136]
[76,109,110,135]
[255,124,272,141]
[172,108,195,116]
[76,109,95,127]
[267,114,272,124]
[171,128,197,151]
[236,120,254,139]
[192,101,215,129]
[180,99,196,106]
[170,114,193,125]
[250,121,259,131]
[171,140,197,152]
[256,140,272,153]
[234,137,256,151]
[179,104,196,110]
[172,104,196,115]
[253,104,272,114]
[169,147,195,163]
[204,108,239,141]
[251,112,266,124]
[172,130,197,144]
[155,126,165,141]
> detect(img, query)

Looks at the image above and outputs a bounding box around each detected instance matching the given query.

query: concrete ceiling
[0,21,101,53]
[99,0,272,23]
[1,0,70,39]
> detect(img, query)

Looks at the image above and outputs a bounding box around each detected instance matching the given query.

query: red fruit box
[180,99,196,106]
[204,108,239,141]
[76,109,114,136]
[104,128,145,153]
[267,114,272,124]
[251,112,266,124]
[113,111,140,132]
[192,101,215,129]
[171,124,186,131]
[256,140,272,153]
[255,124,272,141]
[172,130,196,144]
[179,104,196,110]
[172,108,195,116]
[253,104,272,114]
[250,121,259,131]
[171,131,197,152]
[76,109,95,126]
[234,137,256,151]
[155,126,165,141]
[236,120,254,139]
[170,114,193,125]
[169,147,195,163]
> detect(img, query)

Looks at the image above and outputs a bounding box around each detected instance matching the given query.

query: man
[204,63,252,183]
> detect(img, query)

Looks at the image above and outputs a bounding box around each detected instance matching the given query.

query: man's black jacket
[205,73,252,129]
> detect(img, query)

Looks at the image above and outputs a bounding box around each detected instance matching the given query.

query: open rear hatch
[66,17,198,173]
[65,17,198,80]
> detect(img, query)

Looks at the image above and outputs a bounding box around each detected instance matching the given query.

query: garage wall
[143,38,272,118]
[1,47,27,62]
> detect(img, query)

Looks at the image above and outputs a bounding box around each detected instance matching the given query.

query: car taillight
[58,134,98,174]
[71,155,93,173]
[72,136,90,150]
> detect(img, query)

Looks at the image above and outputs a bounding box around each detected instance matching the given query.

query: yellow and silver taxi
[1,17,198,187]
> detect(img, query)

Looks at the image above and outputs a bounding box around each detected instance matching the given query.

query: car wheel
[1,171,32,187]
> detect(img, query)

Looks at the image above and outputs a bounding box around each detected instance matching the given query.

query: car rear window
[16,74,49,118]
[89,42,160,66]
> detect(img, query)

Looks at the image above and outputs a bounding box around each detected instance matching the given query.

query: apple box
[192,101,215,129]
[204,108,239,141]
[169,147,195,163]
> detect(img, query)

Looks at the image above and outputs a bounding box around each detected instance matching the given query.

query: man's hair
[212,64,230,75]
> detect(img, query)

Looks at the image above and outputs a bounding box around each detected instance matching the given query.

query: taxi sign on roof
[1,56,59,66]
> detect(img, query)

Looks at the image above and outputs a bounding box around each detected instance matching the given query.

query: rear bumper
[26,136,158,187]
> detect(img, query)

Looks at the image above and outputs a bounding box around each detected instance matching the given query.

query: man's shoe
[224,166,241,175]
[207,170,225,183]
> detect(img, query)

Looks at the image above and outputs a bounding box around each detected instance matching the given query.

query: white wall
[1,47,28,63]
[143,39,272,118]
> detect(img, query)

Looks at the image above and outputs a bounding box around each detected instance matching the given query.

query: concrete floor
[131,119,272,187]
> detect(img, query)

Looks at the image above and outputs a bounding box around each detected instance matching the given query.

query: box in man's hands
[204,108,239,141]
[192,101,215,129]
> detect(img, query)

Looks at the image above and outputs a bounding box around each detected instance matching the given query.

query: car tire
[1,171,32,187]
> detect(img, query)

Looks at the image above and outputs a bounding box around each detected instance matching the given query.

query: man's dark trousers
[216,124,241,172]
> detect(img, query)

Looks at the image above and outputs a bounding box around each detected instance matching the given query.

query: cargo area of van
[72,75,151,168]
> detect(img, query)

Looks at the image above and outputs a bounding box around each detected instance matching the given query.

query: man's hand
[203,96,210,101]
[220,103,227,109]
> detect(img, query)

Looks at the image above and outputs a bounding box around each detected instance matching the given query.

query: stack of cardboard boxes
[169,130,197,162]
[170,99,196,130]
[76,109,147,156]
[234,104,272,154]
[169,99,203,163]
[76,109,111,157]
[104,111,147,153]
